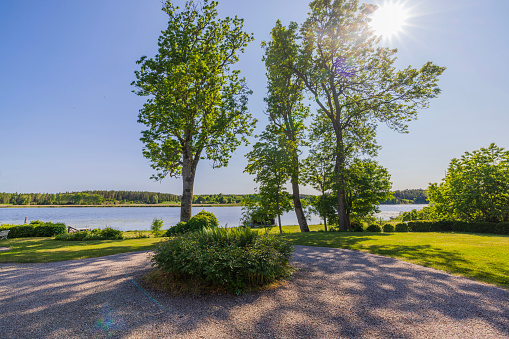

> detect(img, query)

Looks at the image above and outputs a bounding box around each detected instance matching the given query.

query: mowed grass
[1,224,508,289]
[0,233,164,263]
[277,228,509,289]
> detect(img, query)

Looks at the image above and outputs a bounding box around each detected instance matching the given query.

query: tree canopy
[132,0,255,221]
[428,143,509,222]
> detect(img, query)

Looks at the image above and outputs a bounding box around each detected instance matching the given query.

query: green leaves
[428,143,509,222]
[132,0,255,180]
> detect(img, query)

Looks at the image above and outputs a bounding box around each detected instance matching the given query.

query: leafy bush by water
[164,210,219,236]
[395,223,409,232]
[152,227,294,293]
[55,227,123,241]
[0,222,66,238]
[366,224,382,232]
[352,225,364,232]
[383,224,395,232]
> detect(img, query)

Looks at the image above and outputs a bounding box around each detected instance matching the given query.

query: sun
[370,1,410,38]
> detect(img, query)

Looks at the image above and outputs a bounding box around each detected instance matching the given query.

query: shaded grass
[0,237,164,263]
[280,230,509,289]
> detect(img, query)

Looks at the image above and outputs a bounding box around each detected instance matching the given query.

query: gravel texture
[1,246,508,338]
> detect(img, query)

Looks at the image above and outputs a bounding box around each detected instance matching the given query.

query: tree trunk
[180,145,197,223]
[321,188,327,232]
[291,168,309,232]
[276,198,283,234]
[335,151,349,231]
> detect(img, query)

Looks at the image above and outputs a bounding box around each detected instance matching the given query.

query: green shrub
[383,224,395,232]
[366,224,382,232]
[188,210,219,229]
[0,222,66,238]
[164,222,189,237]
[150,218,164,237]
[395,223,409,232]
[165,211,219,236]
[352,225,364,232]
[99,227,123,239]
[54,227,123,241]
[152,227,294,293]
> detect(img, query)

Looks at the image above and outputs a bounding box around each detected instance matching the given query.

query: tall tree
[428,143,509,222]
[132,0,256,222]
[273,0,445,230]
[262,20,310,232]
[245,130,293,233]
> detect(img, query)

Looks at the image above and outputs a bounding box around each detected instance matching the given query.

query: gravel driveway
[1,246,508,338]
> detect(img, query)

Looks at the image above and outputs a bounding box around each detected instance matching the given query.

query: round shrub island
[151,227,294,294]
[395,223,409,232]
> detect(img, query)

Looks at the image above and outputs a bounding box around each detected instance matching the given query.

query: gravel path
[1,246,508,338]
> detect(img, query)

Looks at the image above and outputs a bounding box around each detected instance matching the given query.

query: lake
[0,204,427,231]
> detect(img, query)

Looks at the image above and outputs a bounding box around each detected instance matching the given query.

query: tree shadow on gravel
[2,248,509,338]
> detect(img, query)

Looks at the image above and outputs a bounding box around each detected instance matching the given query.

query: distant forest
[0,189,427,206]
[381,189,428,204]
[0,191,246,206]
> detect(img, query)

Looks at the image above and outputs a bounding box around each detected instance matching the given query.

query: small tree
[151,218,164,237]
[245,131,293,233]
[132,0,255,222]
[428,143,509,222]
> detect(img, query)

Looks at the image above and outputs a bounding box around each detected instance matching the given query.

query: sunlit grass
[278,229,509,289]
[0,236,164,263]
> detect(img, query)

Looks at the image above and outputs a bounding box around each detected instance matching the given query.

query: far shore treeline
[0,189,427,206]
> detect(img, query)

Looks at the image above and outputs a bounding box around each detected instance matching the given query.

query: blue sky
[1,0,508,195]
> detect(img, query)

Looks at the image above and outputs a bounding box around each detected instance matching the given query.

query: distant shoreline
[0,204,243,208]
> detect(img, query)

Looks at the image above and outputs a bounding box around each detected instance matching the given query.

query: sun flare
[370,1,410,38]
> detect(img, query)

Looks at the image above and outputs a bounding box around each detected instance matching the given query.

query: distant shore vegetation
[0,189,427,207]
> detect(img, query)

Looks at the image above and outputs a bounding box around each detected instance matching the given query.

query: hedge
[0,222,66,238]
[405,221,509,235]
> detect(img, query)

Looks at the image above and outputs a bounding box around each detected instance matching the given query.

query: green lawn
[280,230,509,289]
[0,236,164,263]
[1,226,508,289]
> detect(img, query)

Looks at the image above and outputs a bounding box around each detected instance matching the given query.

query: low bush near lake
[0,222,66,238]
[366,224,382,232]
[383,224,395,232]
[152,227,294,294]
[352,225,364,232]
[395,223,409,232]
[164,210,219,236]
[55,227,123,241]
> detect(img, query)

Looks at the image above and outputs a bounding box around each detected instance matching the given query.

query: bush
[395,223,409,232]
[188,210,219,229]
[165,211,219,236]
[383,224,395,232]
[0,222,66,238]
[352,225,364,232]
[366,224,382,232]
[151,227,294,293]
[164,222,189,237]
[151,218,164,237]
[54,227,123,241]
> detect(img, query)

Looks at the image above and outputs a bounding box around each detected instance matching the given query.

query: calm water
[0,204,426,231]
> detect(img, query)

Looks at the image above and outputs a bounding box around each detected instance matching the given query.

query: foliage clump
[150,218,164,237]
[352,225,364,232]
[0,222,66,238]
[395,223,409,232]
[151,227,294,293]
[366,224,382,232]
[383,224,395,232]
[165,211,219,236]
[55,227,123,241]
